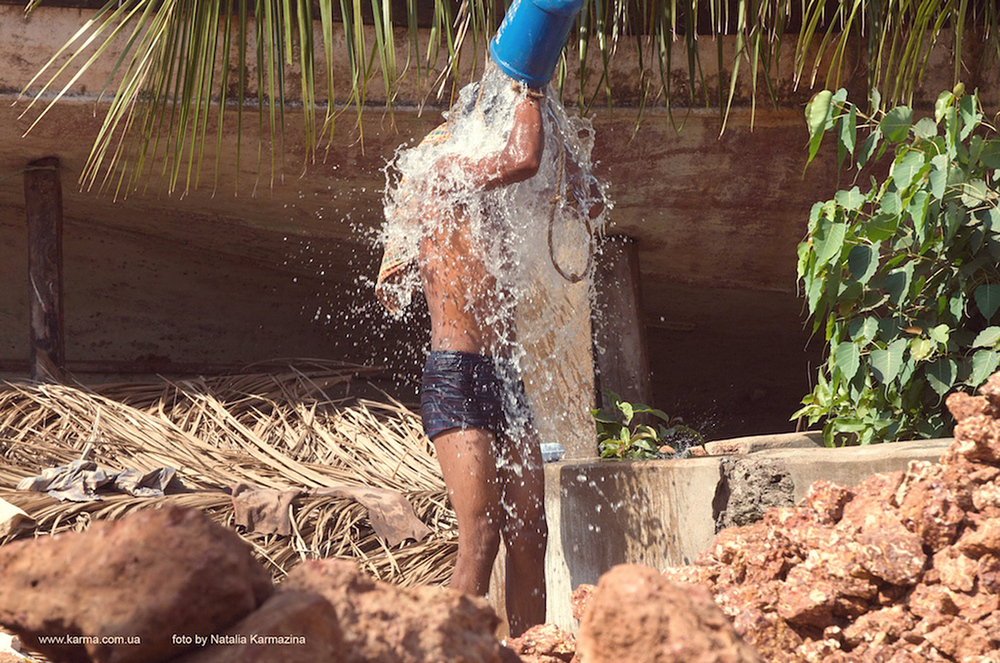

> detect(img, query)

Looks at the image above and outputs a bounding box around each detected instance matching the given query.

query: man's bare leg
[433,427,502,596]
[498,429,547,637]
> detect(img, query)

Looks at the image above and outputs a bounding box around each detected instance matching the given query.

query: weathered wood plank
[592,234,653,410]
[24,156,65,382]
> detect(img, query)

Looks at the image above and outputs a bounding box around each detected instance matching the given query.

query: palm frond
[794,0,1000,108]
[18,0,1000,193]
[0,362,454,585]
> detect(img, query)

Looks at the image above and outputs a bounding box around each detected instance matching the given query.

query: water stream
[379,63,613,460]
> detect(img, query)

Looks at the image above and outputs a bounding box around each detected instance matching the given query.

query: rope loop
[547,129,594,284]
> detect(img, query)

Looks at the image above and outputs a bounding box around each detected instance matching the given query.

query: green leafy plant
[795,85,1000,446]
[592,390,704,460]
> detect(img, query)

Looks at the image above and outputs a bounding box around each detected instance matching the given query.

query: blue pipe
[489,0,585,89]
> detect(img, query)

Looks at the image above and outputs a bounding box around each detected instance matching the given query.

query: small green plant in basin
[592,390,705,460]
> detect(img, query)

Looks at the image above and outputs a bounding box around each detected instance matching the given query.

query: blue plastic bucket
[489,0,584,89]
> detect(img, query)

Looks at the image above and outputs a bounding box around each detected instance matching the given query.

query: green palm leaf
[18,0,1000,193]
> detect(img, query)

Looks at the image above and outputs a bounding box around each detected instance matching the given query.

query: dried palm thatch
[0,361,456,587]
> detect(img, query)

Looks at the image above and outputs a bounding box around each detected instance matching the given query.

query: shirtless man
[377,84,547,636]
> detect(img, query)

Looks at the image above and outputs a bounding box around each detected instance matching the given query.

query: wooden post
[24,156,65,383]
[592,235,653,410]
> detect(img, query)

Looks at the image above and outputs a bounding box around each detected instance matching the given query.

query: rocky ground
[5,376,1000,661]
[667,376,1000,661]
[0,505,515,663]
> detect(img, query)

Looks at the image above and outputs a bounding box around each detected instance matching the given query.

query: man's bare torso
[419,206,512,355]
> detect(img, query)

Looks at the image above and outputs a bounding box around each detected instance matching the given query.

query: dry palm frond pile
[0,361,456,587]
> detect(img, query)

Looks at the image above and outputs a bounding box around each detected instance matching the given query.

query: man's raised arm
[453,92,545,191]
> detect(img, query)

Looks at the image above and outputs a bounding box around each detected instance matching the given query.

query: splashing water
[379,62,613,460]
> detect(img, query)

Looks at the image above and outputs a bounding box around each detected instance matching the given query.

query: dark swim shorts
[420,350,531,440]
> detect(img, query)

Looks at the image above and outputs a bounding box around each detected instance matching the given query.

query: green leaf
[986,208,1000,236]
[806,90,834,164]
[884,263,913,307]
[913,117,938,140]
[929,324,951,345]
[632,438,657,453]
[617,400,634,425]
[839,105,857,159]
[834,341,861,382]
[835,187,866,211]
[908,191,930,239]
[631,425,658,441]
[860,290,890,312]
[856,316,879,344]
[591,411,620,425]
[870,89,882,113]
[962,180,995,209]
[958,93,981,140]
[880,106,914,143]
[870,338,907,385]
[929,155,950,200]
[910,337,934,362]
[975,284,1000,320]
[934,91,954,124]
[647,408,673,423]
[858,128,882,168]
[847,244,879,284]
[602,389,624,406]
[926,357,958,396]
[943,202,965,244]
[981,140,1000,169]
[834,418,868,434]
[814,222,847,268]
[945,107,959,158]
[806,270,825,314]
[865,214,899,242]
[973,327,1000,348]
[970,135,986,168]
[891,150,926,191]
[880,189,903,217]
[877,316,901,341]
[971,350,1000,386]
[950,293,967,321]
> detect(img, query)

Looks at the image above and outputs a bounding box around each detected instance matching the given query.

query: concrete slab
[759,438,954,502]
[539,437,954,630]
[703,430,824,456]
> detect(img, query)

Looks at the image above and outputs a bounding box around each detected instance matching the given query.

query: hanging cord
[547,112,594,283]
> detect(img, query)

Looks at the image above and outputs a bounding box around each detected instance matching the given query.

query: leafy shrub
[795,86,1000,445]
[592,390,704,459]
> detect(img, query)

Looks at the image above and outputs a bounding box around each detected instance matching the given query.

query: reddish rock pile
[0,505,274,663]
[0,506,514,663]
[509,567,760,663]
[282,559,517,663]
[504,623,575,663]
[577,564,761,662]
[654,375,1000,661]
